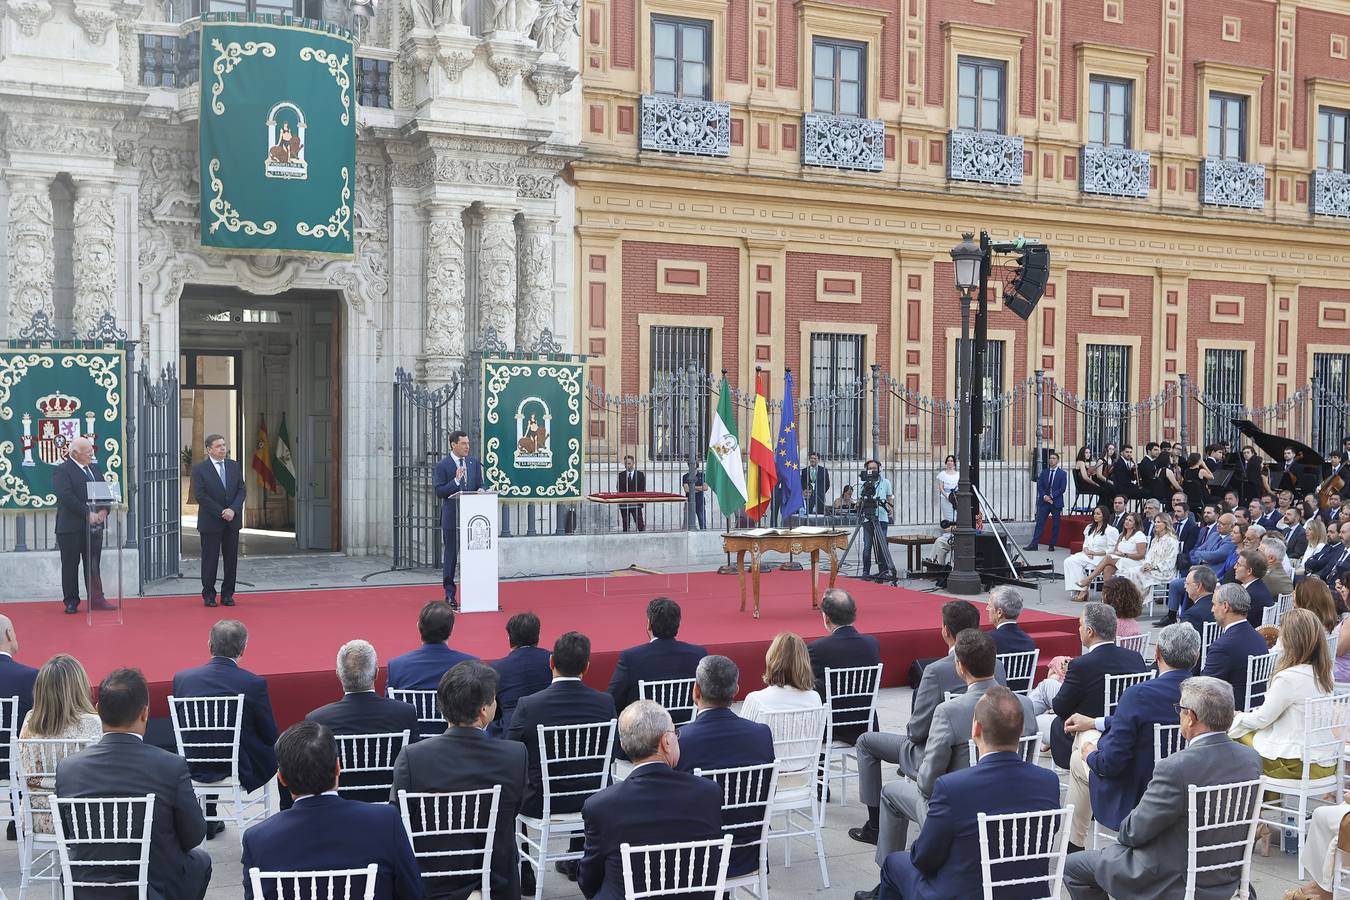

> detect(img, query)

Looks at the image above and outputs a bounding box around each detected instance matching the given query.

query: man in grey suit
[55,668,211,900]
[1063,676,1262,900]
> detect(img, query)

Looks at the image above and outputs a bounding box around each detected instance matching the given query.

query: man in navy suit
[579,700,723,900]
[387,601,478,696]
[808,588,882,746]
[52,436,114,613]
[1063,624,1198,850]
[1179,565,1218,632]
[489,612,552,738]
[861,687,1061,900]
[0,614,38,751]
[1283,508,1309,560]
[306,640,419,742]
[1323,493,1344,525]
[241,721,422,900]
[801,451,832,514]
[173,620,279,835]
[1025,451,1068,550]
[434,430,483,607]
[190,433,245,607]
[1157,512,1232,626]
[1234,550,1274,626]
[607,597,707,716]
[1170,497,1201,571]
[1257,493,1282,530]
[1049,603,1148,769]
[986,585,1036,653]
[1198,582,1268,709]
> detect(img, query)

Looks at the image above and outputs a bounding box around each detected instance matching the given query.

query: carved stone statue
[408,0,462,31]
[529,0,577,56]
[487,0,532,34]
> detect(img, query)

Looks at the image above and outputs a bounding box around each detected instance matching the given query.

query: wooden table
[722,531,849,618]
[888,534,938,576]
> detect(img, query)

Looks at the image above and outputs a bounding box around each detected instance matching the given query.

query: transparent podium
[84,480,124,627]
[583,519,691,598]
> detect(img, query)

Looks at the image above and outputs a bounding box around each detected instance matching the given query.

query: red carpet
[11,573,1081,730]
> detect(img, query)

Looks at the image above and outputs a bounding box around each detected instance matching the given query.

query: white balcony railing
[800,112,884,172]
[1312,169,1350,219]
[1080,144,1151,199]
[639,95,732,158]
[947,130,1024,186]
[1201,158,1265,209]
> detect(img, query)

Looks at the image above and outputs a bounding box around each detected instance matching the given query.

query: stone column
[72,178,119,340]
[419,199,468,381]
[515,213,555,350]
[5,172,55,328]
[477,204,517,349]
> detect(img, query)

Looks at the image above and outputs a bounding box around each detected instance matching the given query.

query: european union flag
[775,371,805,519]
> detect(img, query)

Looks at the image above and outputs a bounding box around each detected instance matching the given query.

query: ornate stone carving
[5,175,56,326]
[529,0,577,56]
[432,154,518,187]
[6,121,115,158]
[515,172,557,199]
[485,42,533,86]
[515,216,553,349]
[526,61,575,105]
[477,207,517,348]
[423,202,467,366]
[391,158,431,189]
[72,181,119,340]
[71,0,119,43]
[437,45,474,81]
[5,0,53,36]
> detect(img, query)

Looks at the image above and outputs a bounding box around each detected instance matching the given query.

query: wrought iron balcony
[947,130,1024,186]
[639,95,731,158]
[800,112,884,172]
[1201,158,1265,210]
[1080,145,1151,199]
[1312,169,1350,219]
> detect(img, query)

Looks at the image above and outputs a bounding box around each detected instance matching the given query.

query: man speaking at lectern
[435,430,482,609]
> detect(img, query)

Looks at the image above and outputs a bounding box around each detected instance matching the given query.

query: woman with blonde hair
[1123,513,1178,594]
[17,654,101,834]
[739,631,823,722]
[1294,577,1350,680]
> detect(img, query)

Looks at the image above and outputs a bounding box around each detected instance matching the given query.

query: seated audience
[1124,513,1178,596]
[807,588,882,745]
[1063,677,1262,900]
[1232,550,1274,627]
[740,632,824,723]
[1030,655,1072,747]
[1198,582,1269,709]
[1076,513,1146,589]
[1301,521,1341,577]
[607,597,706,716]
[241,721,422,900]
[1286,506,1310,560]
[1293,577,1344,657]
[17,654,101,834]
[1063,624,1199,851]
[1157,513,1234,626]
[675,655,774,774]
[1264,537,1296,596]
[1100,577,1143,638]
[306,639,419,740]
[0,613,39,756]
[1300,517,1329,569]
[391,660,526,900]
[1179,565,1218,632]
[387,601,477,691]
[986,584,1036,655]
[1064,505,1119,602]
[172,619,278,833]
[578,700,723,900]
[1049,603,1147,769]
[1308,524,1350,586]
[1336,573,1350,680]
[489,612,552,738]
[859,687,1061,900]
[56,668,211,900]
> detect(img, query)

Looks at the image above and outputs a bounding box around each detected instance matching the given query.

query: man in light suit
[434,429,483,607]
[801,451,831,514]
[1157,512,1232,626]
[387,601,478,704]
[607,597,707,717]
[1198,583,1269,710]
[1025,450,1068,550]
[807,588,883,746]
[190,433,245,608]
[489,612,552,738]
[1049,603,1147,769]
[1064,676,1262,900]
[52,436,113,613]
[1262,539,1295,597]
[56,668,212,900]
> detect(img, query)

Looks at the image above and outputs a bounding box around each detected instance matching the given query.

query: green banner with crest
[199,14,356,257]
[482,360,585,500]
[0,349,126,510]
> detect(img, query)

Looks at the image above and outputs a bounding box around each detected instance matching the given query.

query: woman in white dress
[935,455,959,511]
[1078,512,1147,589]
[1126,512,1179,594]
[1064,504,1118,602]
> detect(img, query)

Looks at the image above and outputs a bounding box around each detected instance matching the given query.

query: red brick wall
[1062,272,1157,402]
[925,0,1039,117]
[880,6,900,102]
[1293,8,1350,152]
[1180,0,1275,145]
[611,0,634,70]
[776,0,798,88]
[783,252,892,378]
[929,261,1031,401]
[727,0,749,83]
[1185,280,1268,404]
[1296,286,1350,384]
[1058,0,1163,133]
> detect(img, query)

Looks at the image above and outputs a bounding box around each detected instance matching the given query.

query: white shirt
[551,676,581,683]
[292,789,341,802]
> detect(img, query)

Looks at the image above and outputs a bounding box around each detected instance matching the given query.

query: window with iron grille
[652,16,711,100]
[1208,93,1247,161]
[649,326,710,461]
[357,57,393,108]
[809,333,865,459]
[1088,77,1132,148]
[140,35,179,87]
[957,57,1005,133]
[1084,344,1132,452]
[1318,107,1350,173]
[812,39,866,117]
[1314,352,1350,455]
[1203,348,1246,449]
[956,337,1006,460]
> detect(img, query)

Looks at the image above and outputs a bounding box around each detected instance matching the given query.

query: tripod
[840,502,897,584]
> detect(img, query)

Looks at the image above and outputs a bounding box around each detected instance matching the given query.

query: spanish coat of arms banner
[0,349,126,510]
[481,359,584,500]
[199,14,356,257]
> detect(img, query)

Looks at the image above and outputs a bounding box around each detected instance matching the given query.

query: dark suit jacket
[391,727,526,900]
[617,469,646,494]
[241,793,423,900]
[52,458,106,534]
[55,732,208,900]
[808,624,882,745]
[189,458,245,534]
[1200,620,1269,710]
[306,691,420,740]
[1181,593,1216,632]
[1286,523,1309,560]
[1049,643,1147,768]
[1242,578,1275,627]
[1258,509,1283,530]
[387,643,479,692]
[433,453,483,529]
[1312,546,1350,584]
[507,678,616,817]
[990,622,1036,654]
[607,637,707,713]
[1086,668,1187,830]
[172,657,278,793]
[801,464,831,506]
[1036,467,1068,511]
[579,764,723,900]
[0,652,38,778]
[489,645,552,738]
[1174,516,1200,565]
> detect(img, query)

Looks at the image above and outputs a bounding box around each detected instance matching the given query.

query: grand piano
[1233,419,1325,495]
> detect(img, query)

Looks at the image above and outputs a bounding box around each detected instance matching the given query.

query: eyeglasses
[1173,704,1192,717]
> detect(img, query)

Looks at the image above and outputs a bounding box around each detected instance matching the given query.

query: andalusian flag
[705,379,747,513]
[251,413,278,493]
[745,372,777,521]
[274,414,297,497]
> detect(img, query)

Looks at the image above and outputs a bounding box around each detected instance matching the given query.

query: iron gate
[137,362,181,591]
[391,367,470,570]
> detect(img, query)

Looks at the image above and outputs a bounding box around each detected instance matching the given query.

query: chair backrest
[758,706,829,794]
[1184,779,1262,900]
[1296,694,1350,777]
[397,786,501,896]
[247,864,380,900]
[537,719,617,819]
[996,650,1039,695]
[1116,633,1148,657]
[386,689,445,739]
[967,734,1039,767]
[1275,592,1295,625]
[693,762,778,875]
[1152,723,1187,764]
[15,736,99,833]
[1103,671,1153,717]
[619,835,733,900]
[823,664,884,742]
[638,679,697,727]
[334,731,409,802]
[50,794,155,900]
[1244,653,1276,712]
[975,805,1073,900]
[1261,603,1280,628]
[167,694,244,778]
[0,695,18,783]
[1199,620,1222,667]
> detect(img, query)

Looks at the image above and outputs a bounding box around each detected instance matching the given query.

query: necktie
[216,460,227,488]
[79,464,93,482]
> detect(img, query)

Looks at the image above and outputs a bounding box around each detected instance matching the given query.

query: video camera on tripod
[857,467,882,516]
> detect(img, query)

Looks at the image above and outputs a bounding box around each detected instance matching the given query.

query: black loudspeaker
[1005,245,1050,321]
[975,533,1015,577]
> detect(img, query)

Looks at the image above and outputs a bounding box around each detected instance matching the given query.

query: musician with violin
[1326,450,1350,502]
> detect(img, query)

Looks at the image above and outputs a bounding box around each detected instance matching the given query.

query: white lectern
[455,491,499,613]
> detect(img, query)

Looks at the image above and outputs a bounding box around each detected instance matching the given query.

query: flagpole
[778,367,803,571]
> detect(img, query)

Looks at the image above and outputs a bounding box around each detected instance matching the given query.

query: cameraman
[859,460,896,580]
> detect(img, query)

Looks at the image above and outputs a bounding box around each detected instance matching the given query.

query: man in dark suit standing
[306,639,419,740]
[489,612,552,738]
[56,668,212,900]
[1025,451,1068,551]
[52,436,111,613]
[172,619,279,835]
[241,722,422,900]
[434,429,483,608]
[985,585,1036,654]
[190,433,245,608]
[801,451,831,515]
[1198,583,1269,709]
[579,700,723,900]
[607,597,706,716]
[1049,603,1147,770]
[387,601,479,694]
[616,455,646,532]
[391,661,526,900]
[808,588,882,746]
[1234,550,1274,627]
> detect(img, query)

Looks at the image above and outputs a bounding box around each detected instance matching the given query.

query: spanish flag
[745,371,777,521]
[251,413,278,493]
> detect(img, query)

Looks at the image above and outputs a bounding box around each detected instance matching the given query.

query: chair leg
[813,812,830,888]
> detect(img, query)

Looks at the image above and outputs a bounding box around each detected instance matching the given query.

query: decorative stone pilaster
[477,205,517,349]
[419,200,468,380]
[5,174,56,328]
[72,180,119,340]
[5,0,54,36]
[515,214,554,349]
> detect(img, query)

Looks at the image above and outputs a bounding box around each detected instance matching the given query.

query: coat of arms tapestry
[481,359,585,500]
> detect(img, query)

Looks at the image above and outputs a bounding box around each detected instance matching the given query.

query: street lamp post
[947,232,985,595]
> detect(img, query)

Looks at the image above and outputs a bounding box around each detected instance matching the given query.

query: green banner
[199,15,356,257]
[0,349,127,510]
[482,360,585,500]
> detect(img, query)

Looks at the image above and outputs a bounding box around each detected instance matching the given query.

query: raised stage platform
[14,573,1082,729]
